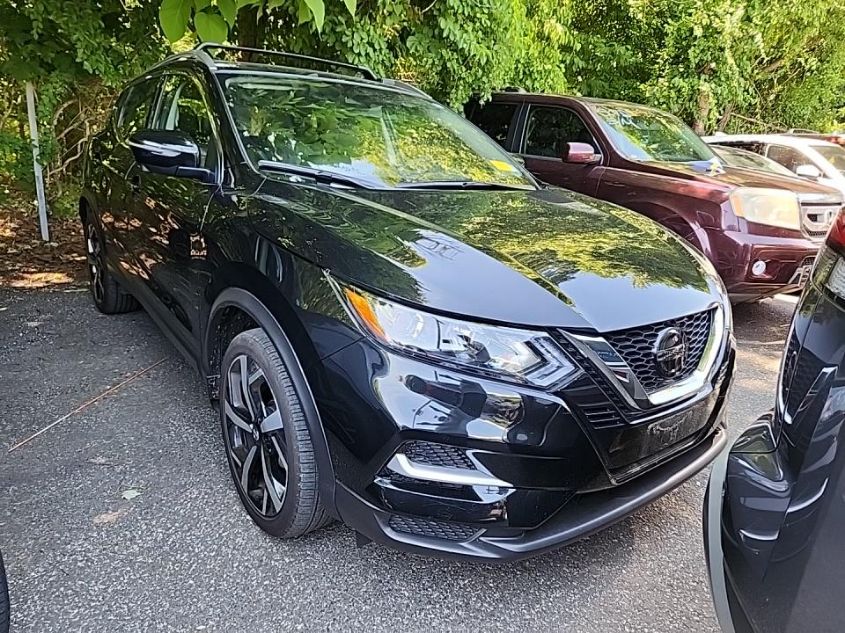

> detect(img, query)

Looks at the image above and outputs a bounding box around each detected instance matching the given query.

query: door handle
[129,174,141,195]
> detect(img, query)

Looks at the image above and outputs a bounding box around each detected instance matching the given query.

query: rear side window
[766,145,806,172]
[524,106,597,158]
[466,101,517,148]
[115,79,158,140]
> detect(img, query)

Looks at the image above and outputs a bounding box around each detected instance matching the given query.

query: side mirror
[795,164,822,180]
[563,141,600,165]
[128,129,211,182]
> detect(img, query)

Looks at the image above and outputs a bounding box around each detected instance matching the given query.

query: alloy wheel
[223,354,289,518]
[85,222,105,304]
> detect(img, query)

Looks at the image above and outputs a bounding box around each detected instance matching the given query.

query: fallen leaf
[93,508,129,525]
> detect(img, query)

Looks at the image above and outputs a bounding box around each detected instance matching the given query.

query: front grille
[801,204,839,240]
[604,310,713,393]
[402,441,475,470]
[388,515,479,542]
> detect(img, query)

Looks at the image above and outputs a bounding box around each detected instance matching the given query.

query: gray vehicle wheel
[83,215,138,314]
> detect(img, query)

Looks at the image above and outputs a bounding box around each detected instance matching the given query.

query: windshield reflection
[223,76,534,189]
[593,102,715,163]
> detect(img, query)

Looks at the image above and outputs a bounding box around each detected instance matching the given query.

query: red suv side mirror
[563,142,600,164]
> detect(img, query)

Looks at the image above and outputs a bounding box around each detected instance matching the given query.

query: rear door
[518,105,603,195]
[125,71,223,355]
[102,77,159,275]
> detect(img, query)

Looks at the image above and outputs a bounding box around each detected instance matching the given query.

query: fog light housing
[751,260,767,276]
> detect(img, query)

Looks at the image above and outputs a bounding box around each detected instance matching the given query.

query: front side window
[524,106,598,158]
[116,79,158,140]
[592,103,715,163]
[152,75,215,166]
[765,145,806,173]
[222,77,534,189]
[813,144,845,175]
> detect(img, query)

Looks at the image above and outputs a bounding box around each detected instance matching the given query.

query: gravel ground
[0,287,795,632]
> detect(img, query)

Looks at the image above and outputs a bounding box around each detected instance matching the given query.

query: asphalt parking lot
[0,286,795,632]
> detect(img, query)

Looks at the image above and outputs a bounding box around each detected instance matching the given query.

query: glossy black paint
[83,49,734,560]
[706,249,845,631]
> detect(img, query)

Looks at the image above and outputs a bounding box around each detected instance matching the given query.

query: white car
[703,134,845,197]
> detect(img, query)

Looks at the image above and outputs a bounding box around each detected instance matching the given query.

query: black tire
[0,550,9,633]
[220,328,329,538]
[83,214,138,314]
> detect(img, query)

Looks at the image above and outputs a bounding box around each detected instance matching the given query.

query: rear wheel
[220,328,329,538]
[83,215,137,314]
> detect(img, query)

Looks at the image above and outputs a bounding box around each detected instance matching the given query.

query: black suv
[81,44,734,560]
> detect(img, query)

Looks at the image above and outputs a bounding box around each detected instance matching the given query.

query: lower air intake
[388,515,479,542]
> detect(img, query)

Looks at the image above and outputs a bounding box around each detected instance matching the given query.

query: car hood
[637,160,838,195]
[247,182,722,332]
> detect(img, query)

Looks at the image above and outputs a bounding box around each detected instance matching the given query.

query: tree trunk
[236,5,267,55]
[717,104,734,132]
[693,83,711,135]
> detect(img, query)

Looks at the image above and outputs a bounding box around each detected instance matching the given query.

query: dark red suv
[467,93,842,302]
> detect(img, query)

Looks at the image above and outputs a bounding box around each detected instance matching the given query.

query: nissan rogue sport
[80,45,734,560]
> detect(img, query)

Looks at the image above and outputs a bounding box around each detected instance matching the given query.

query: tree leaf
[295,0,310,24]
[217,0,237,26]
[302,0,325,31]
[194,10,229,42]
[159,0,191,42]
[342,0,356,16]
[267,0,288,9]
[194,0,211,10]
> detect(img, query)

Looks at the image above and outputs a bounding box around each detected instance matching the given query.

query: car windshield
[813,144,845,175]
[592,103,715,163]
[223,76,534,189]
[713,145,795,176]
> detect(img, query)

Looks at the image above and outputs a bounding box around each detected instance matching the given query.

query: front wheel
[220,328,329,538]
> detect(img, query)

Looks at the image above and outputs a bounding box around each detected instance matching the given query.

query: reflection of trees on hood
[365,189,708,291]
[459,193,707,290]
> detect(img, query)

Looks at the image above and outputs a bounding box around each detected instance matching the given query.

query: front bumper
[340,426,727,560]
[319,326,734,561]
[710,229,818,301]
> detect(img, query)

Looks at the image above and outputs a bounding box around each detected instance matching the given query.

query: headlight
[730,187,801,230]
[338,284,576,387]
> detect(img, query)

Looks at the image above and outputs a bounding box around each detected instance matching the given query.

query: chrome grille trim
[561,304,726,410]
[799,202,840,241]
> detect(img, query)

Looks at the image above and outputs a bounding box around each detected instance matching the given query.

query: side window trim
[519,104,603,162]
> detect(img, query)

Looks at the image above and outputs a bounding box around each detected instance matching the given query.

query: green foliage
[3,0,845,223]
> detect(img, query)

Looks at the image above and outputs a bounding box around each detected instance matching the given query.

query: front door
[125,71,222,355]
[519,105,604,196]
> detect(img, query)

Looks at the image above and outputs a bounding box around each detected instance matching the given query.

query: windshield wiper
[396,180,532,191]
[257,160,380,189]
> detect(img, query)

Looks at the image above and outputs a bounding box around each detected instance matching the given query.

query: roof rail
[194,43,378,81]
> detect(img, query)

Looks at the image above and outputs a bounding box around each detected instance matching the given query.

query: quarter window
[524,107,597,158]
